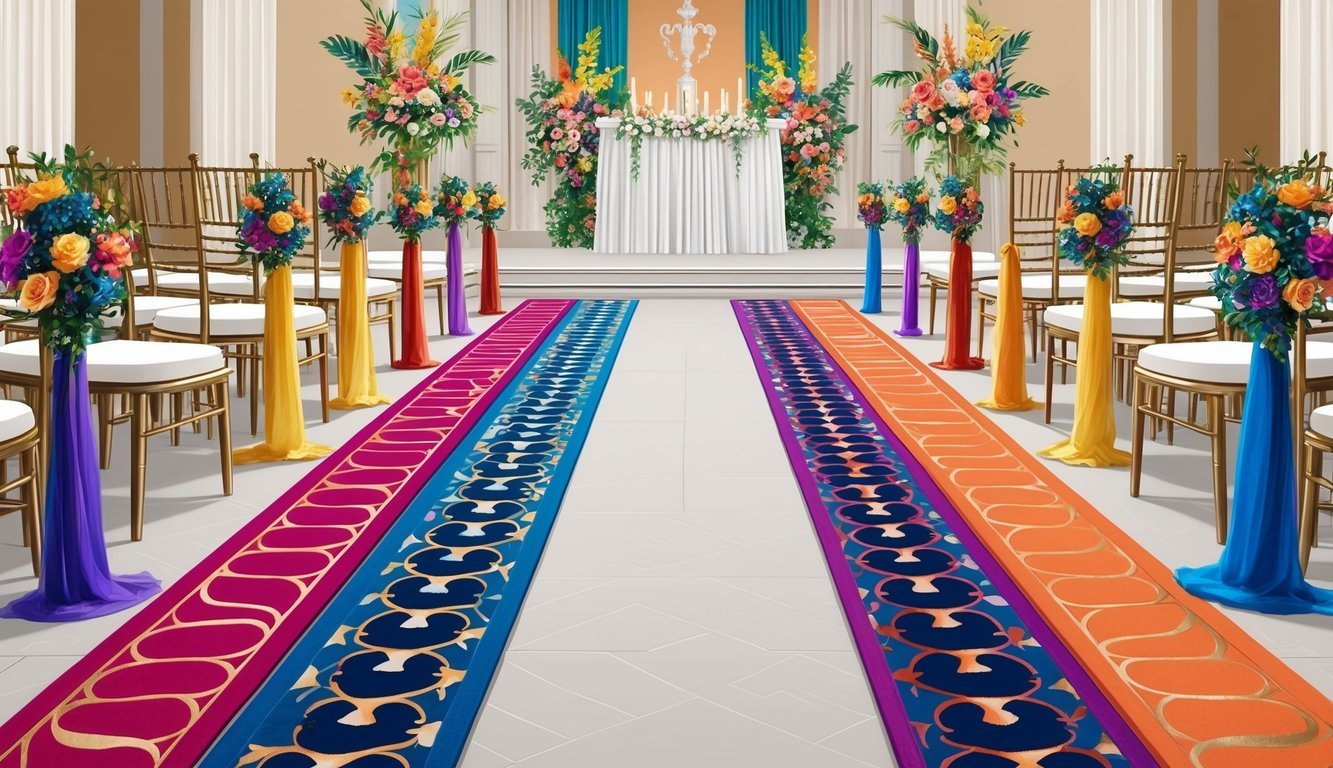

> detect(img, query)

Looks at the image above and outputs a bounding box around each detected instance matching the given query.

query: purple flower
[1248,274,1279,309]
[1306,232,1333,280]
[318,192,336,212]
[0,230,33,287]
[1095,229,1121,250]
[241,217,277,252]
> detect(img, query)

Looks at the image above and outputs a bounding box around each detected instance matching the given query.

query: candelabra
[659,0,716,112]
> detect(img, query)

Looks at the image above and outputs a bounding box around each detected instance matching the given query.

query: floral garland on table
[473,181,507,229]
[0,147,135,353]
[388,183,440,242]
[516,28,624,248]
[1211,154,1333,361]
[434,175,478,227]
[875,4,1047,181]
[615,111,765,180]
[750,34,857,250]
[887,177,932,242]
[856,183,889,230]
[238,174,313,274]
[323,0,494,179]
[1056,172,1134,280]
[318,164,381,245]
[933,175,984,243]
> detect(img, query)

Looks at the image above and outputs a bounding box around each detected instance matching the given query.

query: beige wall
[76,0,140,164]
[162,0,192,166]
[1218,0,1279,164]
[1172,0,1199,164]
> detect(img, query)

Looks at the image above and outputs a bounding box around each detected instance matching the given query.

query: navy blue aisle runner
[200,300,636,768]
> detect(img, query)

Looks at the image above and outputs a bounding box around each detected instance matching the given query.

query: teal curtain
[746,0,808,99]
[396,0,424,38]
[557,0,629,96]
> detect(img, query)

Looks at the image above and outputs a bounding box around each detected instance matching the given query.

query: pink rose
[911,80,936,103]
[970,90,988,107]
[949,117,964,133]
[551,128,564,140]
[904,119,922,133]
[384,108,399,123]
[430,113,447,126]
[971,70,996,92]
[970,105,992,123]
[396,65,430,99]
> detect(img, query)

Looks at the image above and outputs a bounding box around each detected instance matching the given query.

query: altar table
[593,118,788,255]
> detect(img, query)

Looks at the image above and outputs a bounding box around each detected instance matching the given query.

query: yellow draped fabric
[331,240,390,410]
[978,243,1040,412]
[233,265,333,465]
[1038,272,1132,467]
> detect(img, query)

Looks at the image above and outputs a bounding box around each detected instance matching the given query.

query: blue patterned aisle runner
[201,300,636,768]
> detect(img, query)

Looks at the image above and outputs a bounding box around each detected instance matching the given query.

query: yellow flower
[349,194,372,217]
[1012,109,1026,127]
[461,190,478,209]
[1073,213,1102,237]
[577,156,594,173]
[1242,235,1279,274]
[938,195,957,215]
[488,194,507,210]
[966,22,985,38]
[386,31,407,62]
[18,271,61,312]
[341,87,360,106]
[268,211,295,235]
[49,233,91,273]
[1284,278,1318,312]
[415,199,434,217]
[1277,180,1316,210]
[893,197,911,214]
[25,176,70,209]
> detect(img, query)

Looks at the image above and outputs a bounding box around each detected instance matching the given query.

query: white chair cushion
[979,274,1086,300]
[368,250,448,265]
[1044,301,1218,338]
[919,249,996,264]
[1119,272,1216,298]
[134,269,259,296]
[153,303,326,337]
[1138,340,1333,385]
[0,339,227,385]
[1312,405,1333,440]
[367,263,450,282]
[1189,296,1223,312]
[289,273,398,300]
[111,295,200,328]
[0,400,35,442]
[924,262,1003,282]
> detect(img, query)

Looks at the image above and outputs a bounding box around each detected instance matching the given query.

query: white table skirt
[593,118,788,255]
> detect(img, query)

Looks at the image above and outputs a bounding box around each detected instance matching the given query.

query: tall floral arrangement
[750,34,856,250]
[322,0,495,181]
[238,174,313,274]
[517,28,624,248]
[388,184,439,242]
[0,147,134,352]
[933,176,984,243]
[318,165,381,245]
[1056,172,1134,280]
[856,183,889,231]
[874,5,1047,180]
[1211,154,1333,360]
[473,181,507,230]
[435,175,478,227]
[887,177,932,242]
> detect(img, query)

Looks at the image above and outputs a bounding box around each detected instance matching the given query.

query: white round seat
[980,274,1086,300]
[0,400,35,442]
[1311,405,1333,439]
[1044,301,1218,338]
[1119,271,1215,298]
[1189,295,1223,312]
[0,339,228,385]
[1139,340,1333,385]
[113,295,200,327]
[288,273,398,301]
[920,249,996,264]
[367,262,450,282]
[152,303,327,337]
[132,269,259,296]
[368,250,449,265]
[924,262,1003,282]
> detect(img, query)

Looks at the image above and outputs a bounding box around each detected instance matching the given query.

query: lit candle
[737,77,745,108]
[630,77,638,111]
[703,90,710,115]
[646,90,653,110]
[664,91,671,114]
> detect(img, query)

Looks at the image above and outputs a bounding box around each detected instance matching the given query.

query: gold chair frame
[0,421,41,576]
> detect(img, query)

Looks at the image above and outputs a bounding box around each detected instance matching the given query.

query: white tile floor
[0,297,1330,768]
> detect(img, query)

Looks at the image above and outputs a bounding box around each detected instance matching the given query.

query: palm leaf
[995,29,1031,72]
[443,50,497,77]
[965,4,990,29]
[321,35,376,79]
[432,12,469,61]
[1009,80,1049,100]
[872,69,923,88]
[886,16,939,65]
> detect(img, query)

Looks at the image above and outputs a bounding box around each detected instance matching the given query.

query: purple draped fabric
[447,222,473,337]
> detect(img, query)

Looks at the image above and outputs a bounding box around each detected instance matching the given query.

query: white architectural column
[193,0,276,165]
[1090,0,1170,165]
[0,0,76,158]
[1280,0,1333,162]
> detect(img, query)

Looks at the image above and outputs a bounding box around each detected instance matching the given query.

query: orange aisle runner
[791,299,1333,768]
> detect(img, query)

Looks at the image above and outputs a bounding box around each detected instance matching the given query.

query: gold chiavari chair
[973,161,1067,361]
[1044,156,1220,421]
[150,154,330,437]
[1119,158,1231,302]
[0,400,41,576]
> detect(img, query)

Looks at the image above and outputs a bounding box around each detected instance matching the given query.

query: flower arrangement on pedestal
[616,111,765,180]
[238,174,313,273]
[887,177,932,240]
[1056,173,1134,280]
[474,181,508,316]
[516,28,624,249]
[933,176,984,241]
[874,5,1047,180]
[750,35,856,250]
[856,183,889,230]
[857,182,889,314]
[389,184,441,241]
[0,147,159,621]
[434,175,477,336]
[388,182,441,368]
[318,165,382,245]
[322,0,494,181]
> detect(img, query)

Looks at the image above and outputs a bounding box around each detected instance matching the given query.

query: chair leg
[1299,444,1319,573]
[320,333,330,423]
[21,445,40,577]
[1165,385,1176,446]
[130,393,149,542]
[388,302,397,365]
[171,392,185,446]
[928,284,938,335]
[250,347,260,438]
[98,394,114,470]
[235,351,247,399]
[1131,375,1146,498]
[975,295,986,360]
[436,284,446,335]
[1209,395,1229,545]
[1044,334,1057,424]
[1029,307,1040,363]
[217,382,233,496]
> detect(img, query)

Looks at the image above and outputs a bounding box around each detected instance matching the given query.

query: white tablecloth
[593,118,788,255]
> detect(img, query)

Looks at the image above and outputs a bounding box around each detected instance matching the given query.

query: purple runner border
[0,299,575,765]
[734,300,1157,768]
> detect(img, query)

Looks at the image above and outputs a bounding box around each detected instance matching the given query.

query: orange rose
[24,177,70,210]
[49,233,91,273]
[1214,221,1244,262]
[1242,235,1279,274]
[1056,200,1077,224]
[241,194,264,212]
[1073,213,1102,237]
[1103,191,1124,210]
[1277,180,1316,210]
[18,271,61,312]
[6,185,30,215]
[267,211,295,235]
[349,194,372,217]
[290,201,310,223]
[1283,278,1318,312]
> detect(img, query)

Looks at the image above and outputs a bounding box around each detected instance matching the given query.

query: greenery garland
[615,112,765,181]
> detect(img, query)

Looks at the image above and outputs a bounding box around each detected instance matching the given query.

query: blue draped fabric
[1177,342,1333,615]
[745,0,809,98]
[2,351,159,622]
[861,227,883,314]
[557,0,629,95]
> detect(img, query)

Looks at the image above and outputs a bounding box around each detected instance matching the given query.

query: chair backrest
[130,164,205,296]
[1174,156,1230,267]
[189,152,265,306]
[1118,154,1182,300]
[1052,160,1125,305]
[1008,161,1063,277]
[1314,151,1331,189]
[250,155,325,301]
[2,146,35,231]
